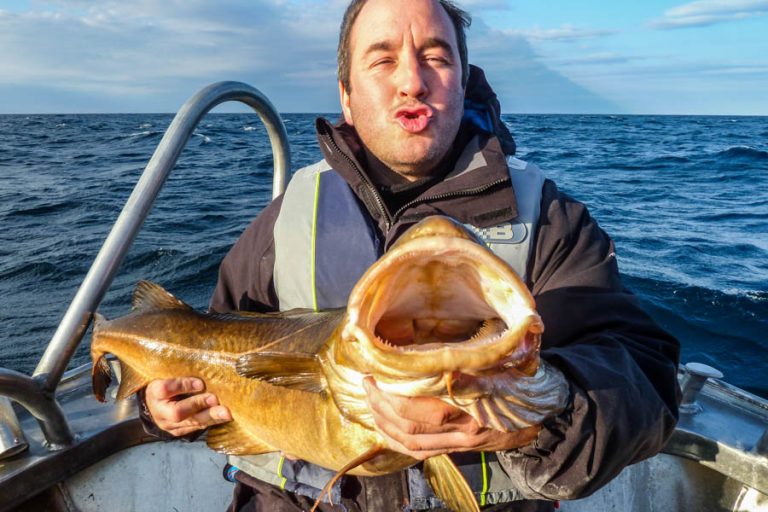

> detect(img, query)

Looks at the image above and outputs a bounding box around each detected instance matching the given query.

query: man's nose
[396,57,429,99]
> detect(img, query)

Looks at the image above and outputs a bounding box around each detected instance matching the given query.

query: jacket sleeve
[497,179,681,500]
[209,196,283,313]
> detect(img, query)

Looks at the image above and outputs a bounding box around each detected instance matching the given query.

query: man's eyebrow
[362,37,455,58]
[363,41,394,57]
[421,37,454,55]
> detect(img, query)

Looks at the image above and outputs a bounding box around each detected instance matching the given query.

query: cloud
[467,20,620,113]
[0,0,619,114]
[554,53,643,66]
[0,0,344,112]
[505,24,617,42]
[650,0,768,29]
[457,0,512,11]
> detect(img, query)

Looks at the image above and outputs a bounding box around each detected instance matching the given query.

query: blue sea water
[0,113,766,398]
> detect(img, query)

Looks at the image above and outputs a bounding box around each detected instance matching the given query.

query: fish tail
[91,312,112,402]
[92,354,112,403]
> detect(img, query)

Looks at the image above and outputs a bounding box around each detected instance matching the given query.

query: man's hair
[337,0,471,91]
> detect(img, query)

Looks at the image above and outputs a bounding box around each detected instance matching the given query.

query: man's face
[340,0,465,181]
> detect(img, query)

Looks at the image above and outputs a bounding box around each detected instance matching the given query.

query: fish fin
[445,372,475,408]
[92,355,112,402]
[115,363,150,400]
[237,351,327,393]
[312,444,384,512]
[93,311,107,327]
[206,422,275,455]
[423,454,480,512]
[131,280,193,312]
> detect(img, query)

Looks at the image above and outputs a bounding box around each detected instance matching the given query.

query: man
[142,0,680,510]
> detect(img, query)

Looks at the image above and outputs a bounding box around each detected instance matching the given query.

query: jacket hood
[463,65,516,156]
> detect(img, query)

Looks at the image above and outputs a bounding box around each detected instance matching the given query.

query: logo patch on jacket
[466,222,527,245]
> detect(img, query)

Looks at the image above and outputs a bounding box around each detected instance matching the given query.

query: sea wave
[623,273,768,395]
[5,199,80,218]
[713,146,768,161]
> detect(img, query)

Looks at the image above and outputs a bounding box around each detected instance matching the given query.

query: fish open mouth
[343,218,543,376]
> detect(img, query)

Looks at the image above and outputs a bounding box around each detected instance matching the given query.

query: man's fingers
[184,404,233,428]
[362,376,543,458]
[364,377,462,427]
[374,427,448,460]
[375,414,486,452]
[165,405,232,438]
[376,420,540,459]
[147,377,205,400]
[164,393,219,423]
[156,396,232,432]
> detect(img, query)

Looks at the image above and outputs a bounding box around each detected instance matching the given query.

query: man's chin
[389,153,443,179]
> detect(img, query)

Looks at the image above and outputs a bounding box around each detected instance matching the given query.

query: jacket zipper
[321,129,393,230]
[391,176,511,222]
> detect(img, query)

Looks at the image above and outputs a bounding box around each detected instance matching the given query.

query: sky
[0,0,766,115]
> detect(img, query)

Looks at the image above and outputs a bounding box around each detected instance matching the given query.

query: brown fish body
[92,216,569,509]
[92,303,414,476]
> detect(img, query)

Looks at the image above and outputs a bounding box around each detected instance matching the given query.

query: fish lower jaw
[344,320,540,376]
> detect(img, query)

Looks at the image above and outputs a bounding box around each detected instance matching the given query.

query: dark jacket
[209,136,680,506]
[208,69,680,511]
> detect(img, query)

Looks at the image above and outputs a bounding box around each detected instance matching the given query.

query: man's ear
[339,80,354,126]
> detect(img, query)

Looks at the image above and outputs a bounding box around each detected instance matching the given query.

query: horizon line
[2,111,767,117]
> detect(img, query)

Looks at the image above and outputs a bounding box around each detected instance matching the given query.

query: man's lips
[395,106,433,134]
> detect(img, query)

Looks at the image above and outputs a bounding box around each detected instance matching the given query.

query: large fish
[91,216,567,512]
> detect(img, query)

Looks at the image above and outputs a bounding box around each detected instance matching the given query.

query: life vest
[228,155,545,509]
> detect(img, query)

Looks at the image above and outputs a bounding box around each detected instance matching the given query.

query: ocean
[0,113,766,398]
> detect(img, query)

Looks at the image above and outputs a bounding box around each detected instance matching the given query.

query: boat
[1,82,766,512]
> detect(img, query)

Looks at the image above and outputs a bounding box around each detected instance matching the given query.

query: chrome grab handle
[34,81,291,391]
[0,397,28,461]
[0,370,74,451]
[0,81,291,450]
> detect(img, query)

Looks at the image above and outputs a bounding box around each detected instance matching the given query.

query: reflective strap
[480,451,489,507]
[228,453,287,490]
[407,453,525,510]
[277,455,288,490]
[274,161,381,311]
[274,160,332,311]
[228,454,344,504]
[310,171,321,312]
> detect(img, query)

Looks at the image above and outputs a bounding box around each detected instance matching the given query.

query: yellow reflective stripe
[480,451,489,506]
[277,455,288,490]
[310,172,321,312]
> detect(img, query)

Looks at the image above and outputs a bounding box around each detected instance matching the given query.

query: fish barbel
[91,216,567,511]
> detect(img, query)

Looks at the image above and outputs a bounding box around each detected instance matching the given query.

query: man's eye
[424,56,450,65]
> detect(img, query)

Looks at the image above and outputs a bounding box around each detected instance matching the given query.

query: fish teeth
[375,335,395,349]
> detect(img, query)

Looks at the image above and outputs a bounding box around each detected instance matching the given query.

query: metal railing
[0,81,291,453]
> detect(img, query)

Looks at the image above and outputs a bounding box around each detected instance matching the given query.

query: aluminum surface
[0,398,27,461]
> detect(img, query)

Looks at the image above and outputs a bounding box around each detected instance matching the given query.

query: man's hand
[363,377,540,460]
[145,377,232,437]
